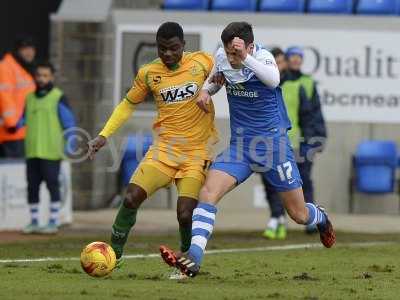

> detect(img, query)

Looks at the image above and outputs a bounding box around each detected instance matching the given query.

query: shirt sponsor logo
[160,82,199,103]
[226,84,259,98]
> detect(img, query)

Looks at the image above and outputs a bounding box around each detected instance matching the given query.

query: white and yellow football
[80,241,116,277]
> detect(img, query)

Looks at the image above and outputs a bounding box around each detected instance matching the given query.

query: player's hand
[232,37,248,61]
[196,90,212,113]
[87,135,107,160]
[209,72,225,86]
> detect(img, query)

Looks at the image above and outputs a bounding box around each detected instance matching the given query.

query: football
[80,242,116,277]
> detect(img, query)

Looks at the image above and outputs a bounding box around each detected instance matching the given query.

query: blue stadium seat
[163,0,209,10]
[120,134,153,186]
[308,0,353,14]
[356,0,399,15]
[259,0,305,13]
[211,0,258,11]
[349,140,399,213]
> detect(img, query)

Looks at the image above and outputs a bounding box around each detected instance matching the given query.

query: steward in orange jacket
[0,37,36,157]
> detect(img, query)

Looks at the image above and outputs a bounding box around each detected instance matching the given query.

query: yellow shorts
[130,148,211,199]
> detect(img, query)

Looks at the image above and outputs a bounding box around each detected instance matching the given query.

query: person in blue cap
[261,47,312,239]
[285,46,327,234]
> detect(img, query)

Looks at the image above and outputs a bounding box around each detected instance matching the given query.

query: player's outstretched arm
[232,37,280,88]
[87,98,136,159]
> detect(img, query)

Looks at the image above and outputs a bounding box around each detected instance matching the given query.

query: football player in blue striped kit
[160,22,335,278]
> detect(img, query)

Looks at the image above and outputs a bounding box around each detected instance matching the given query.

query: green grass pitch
[0,231,399,300]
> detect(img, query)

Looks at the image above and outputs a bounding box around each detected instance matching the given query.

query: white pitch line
[0,241,394,264]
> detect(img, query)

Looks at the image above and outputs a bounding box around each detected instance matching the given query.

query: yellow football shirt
[125,51,218,159]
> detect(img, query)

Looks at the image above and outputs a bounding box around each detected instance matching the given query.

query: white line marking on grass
[205,241,394,254]
[0,241,394,264]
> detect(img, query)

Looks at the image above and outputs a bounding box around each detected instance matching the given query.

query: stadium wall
[51,6,400,214]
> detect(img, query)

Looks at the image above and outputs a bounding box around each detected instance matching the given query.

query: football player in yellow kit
[87,22,217,278]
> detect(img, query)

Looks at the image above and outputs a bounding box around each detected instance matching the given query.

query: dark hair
[14,35,35,50]
[35,61,55,73]
[271,47,285,58]
[156,22,184,42]
[221,22,254,46]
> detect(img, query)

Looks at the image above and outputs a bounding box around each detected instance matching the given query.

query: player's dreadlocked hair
[156,22,184,42]
[221,22,254,46]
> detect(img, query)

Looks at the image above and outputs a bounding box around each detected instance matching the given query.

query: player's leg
[111,183,146,261]
[168,195,197,279]
[175,177,203,253]
[180,147,255,267]
[160,145,253,276]
[265,156,335,248]
[176,196,197,252]
[161,155,253,277]
[161,169,237,254]
[161,169,237,277]
[261,161,309,225]
[186,168,237,262]
[111,161,173,259]
[165,177,203,279]
[278,187,308,224]
[40,159,62,234]
[298,160,318,234]
[261,174,286,239]
[266,133,335,248]
[23,158,42,234]
[278,187,335,248]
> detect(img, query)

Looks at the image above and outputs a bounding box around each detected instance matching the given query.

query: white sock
[29,204,39,225]
[49,202,61,225]
[188,202,217,265]
[267,218,278,230]
[278,216,286,225]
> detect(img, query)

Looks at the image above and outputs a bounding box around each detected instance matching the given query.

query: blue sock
[305,203,326,227]
[187,202,217,265]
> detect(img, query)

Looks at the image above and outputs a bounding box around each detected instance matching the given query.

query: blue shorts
[210,134,302,192]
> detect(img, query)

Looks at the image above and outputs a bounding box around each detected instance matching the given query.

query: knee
[199,185,220,203]
[286,207,308,225]
[123,185,147,209]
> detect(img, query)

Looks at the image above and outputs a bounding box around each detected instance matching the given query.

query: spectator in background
[286,46,327,234]
[0,36,36,158]
[262,47,313,239]
[23,62,76,234]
